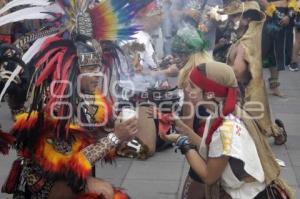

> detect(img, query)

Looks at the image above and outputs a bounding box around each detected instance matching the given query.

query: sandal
[274,119,287,145]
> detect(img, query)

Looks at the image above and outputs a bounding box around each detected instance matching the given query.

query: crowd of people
[0,0,298,198]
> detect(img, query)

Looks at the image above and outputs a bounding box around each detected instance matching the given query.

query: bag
[268,183,289,199]
[255,183,289,199]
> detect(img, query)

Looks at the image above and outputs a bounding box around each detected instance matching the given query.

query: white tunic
[209,114,266,199]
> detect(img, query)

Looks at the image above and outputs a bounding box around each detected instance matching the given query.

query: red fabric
[189,67,237,145]
[158,113,172,136]
[196,122,205,137]
[189,68,228,97]
[0,34,11,43]
[1,159,22,193]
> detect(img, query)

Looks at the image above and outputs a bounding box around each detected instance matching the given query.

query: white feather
[45,3,65,15]
[0,66,22,102]
[22,34,57,64]
[0,6,56,27]
[0,0,51,15]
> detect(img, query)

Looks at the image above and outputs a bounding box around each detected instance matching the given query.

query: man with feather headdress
[0,0,153,198]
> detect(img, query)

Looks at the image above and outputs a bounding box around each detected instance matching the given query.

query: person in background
[290,5,300,72]
[226,1,288,145]
[258,0,297,97]
[171,0,224,54]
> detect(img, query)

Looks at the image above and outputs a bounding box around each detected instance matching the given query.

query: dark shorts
[262,8,292,71]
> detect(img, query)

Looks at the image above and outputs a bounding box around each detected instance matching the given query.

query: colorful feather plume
[55,0,154,40]
[89,0,153,41]
[13,111,39,131]
[34,134,92,180]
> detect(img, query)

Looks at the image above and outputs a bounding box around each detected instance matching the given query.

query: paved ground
[0,70,300,199]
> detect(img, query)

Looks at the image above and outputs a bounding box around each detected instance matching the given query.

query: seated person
[116,31,176,159]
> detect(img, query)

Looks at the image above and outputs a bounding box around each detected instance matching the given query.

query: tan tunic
[228,14,281,137]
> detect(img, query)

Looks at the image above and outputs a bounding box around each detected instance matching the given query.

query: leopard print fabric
[23,161,43,186]
[81,136,114,165]
[30,181,54,199]
[13,160,54,199]
[46,138,73,154]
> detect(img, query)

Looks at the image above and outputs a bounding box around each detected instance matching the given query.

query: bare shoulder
[237,44,245,55]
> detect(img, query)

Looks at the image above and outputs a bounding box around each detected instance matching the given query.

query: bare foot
[270,87,286,98]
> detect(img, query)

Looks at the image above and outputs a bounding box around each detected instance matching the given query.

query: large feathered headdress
[0,0,153,91]
[0,0,153,97]
[0,0,153,135]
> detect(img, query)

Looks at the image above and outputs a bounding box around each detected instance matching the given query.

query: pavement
[0,69,300,199]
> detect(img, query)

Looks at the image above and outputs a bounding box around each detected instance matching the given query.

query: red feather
[35,52,63,86]
[0,131,16,144]
[36,48,61,68]
[53,51,64,80]
[44,55,75,114]
[39,35,62,51]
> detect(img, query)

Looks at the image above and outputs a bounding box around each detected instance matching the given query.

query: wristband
[107,133,120,146]
[179,144,198,155]
[175,135,189,147]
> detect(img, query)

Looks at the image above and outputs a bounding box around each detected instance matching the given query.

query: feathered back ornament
[56,0,154,40]
[0,0,154,48]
